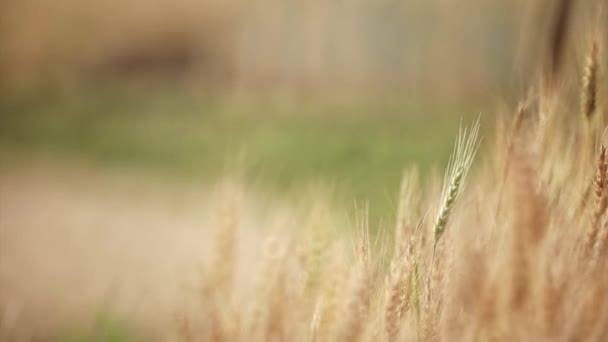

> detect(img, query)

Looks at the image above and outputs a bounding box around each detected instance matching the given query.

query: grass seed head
[434,118,480,243]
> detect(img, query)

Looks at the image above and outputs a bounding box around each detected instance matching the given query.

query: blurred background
[0,0,605,338]
[0,0,603,214]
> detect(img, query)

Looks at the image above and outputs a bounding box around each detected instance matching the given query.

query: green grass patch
[60,312,131,342]
[0,88,476,224]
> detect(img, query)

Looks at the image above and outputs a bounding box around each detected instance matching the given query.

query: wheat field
[168,18,608,342]
[166,35,608,342]
[2,1,608,341]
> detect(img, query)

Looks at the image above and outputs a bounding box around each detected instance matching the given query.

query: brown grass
[3,3,608,342]
[169,14,608,342]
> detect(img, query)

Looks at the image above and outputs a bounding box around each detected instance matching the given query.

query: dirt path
[0,156,266,340]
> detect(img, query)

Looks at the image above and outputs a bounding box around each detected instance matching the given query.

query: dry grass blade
[313,251,348,342]
[585,145,608,253]
[547,0,573,84]
[507,144,546,313]
[394,169,420,256]
[495,101,527,221]
[337,259,373,342]
[384,226,419,342]
[582,39,599,121]
[208,178,241,293]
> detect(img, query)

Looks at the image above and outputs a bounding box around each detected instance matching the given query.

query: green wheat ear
[433,119,480,244]
[411,261,421,321]
[434,166,463,240]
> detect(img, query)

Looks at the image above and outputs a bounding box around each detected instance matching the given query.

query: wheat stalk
[384,226,418,342]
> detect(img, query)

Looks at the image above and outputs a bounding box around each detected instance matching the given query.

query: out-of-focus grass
[0,87,472,224]
[60,312,131,342]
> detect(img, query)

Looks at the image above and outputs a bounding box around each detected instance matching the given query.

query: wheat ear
[433,118,481,245]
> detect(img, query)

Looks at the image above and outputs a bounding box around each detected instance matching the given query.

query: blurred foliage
[0,0,526,103]
[60,312,131,342]
[0,88,476,224]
